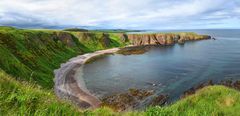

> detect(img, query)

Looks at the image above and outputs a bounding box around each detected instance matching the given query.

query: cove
[81,29,240,110]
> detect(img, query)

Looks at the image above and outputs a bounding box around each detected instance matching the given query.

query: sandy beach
[54,48,119,109]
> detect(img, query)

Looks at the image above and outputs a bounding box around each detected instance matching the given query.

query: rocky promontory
[117,33,211,46]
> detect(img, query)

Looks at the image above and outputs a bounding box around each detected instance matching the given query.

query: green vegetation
[0,27,125,89]
[0,69,82,115]
[146,86,240,116]
[92,29,142,33]
[1,71,239,116]
[0,26,239,115]
[63,28,89,32]
[62,27,142,33]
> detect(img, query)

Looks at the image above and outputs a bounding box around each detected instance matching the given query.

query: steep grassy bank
[0,26,125,89]
[0,69,82,115]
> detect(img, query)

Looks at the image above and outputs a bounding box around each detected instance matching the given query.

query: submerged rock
[101,88,154,111]
[181,80,214,99]
[117,46,150,55]
[150,95,168,106]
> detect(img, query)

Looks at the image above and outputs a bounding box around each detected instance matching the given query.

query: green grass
[0,69,82,115]
[0,27,125,89]
[1,70,239,116]
[0,69,133,116]
[0,26,239,115]
[146,86,240,116]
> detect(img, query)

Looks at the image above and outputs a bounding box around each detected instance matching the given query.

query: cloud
[0,0,239,29]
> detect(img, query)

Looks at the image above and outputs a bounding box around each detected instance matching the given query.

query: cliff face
[52,32,211,48]
[0,26,211,90]
[119,33,211,46]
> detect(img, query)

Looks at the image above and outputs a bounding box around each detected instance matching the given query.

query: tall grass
[0,70,83,115]
[146,86,240,116]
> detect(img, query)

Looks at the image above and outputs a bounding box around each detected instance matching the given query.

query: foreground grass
[1,69,240,116]
[0,70,82,115]
[0,69,140,115]
[146,86,240,116]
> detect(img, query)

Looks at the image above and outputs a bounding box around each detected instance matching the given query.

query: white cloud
[0,0,239,29]
[234,8,240,13]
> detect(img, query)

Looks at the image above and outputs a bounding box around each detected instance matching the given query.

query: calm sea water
[81,29,240,106]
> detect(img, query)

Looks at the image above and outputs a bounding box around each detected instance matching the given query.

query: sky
[0,0,240,30]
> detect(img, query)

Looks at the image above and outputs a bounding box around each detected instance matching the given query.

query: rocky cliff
[117,33,211,46]
[51,31,211,48]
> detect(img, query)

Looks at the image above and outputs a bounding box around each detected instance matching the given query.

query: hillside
[0,69,82,115]
[1,26,239,115]
[0,26,126,89]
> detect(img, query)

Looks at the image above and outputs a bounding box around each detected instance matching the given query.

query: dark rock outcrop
[118,33,129,42]
[117,46,150,55]
[181,80,214,99]
[150,95,168,106]
[221,80,240,90]
[101,89,154,111]
[101,33,111,47]
[53,32,76,47]
[181,80,240,99]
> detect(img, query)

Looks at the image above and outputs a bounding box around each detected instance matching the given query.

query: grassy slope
[0,70,82,115]
[1,27,240,115]
[146,86,240,116]
[0,27,125,89]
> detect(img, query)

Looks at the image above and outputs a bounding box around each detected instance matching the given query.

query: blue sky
[0,0,240,29]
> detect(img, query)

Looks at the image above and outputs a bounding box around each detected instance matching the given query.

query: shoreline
[53,39,211,109]
[54,48,120,109]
